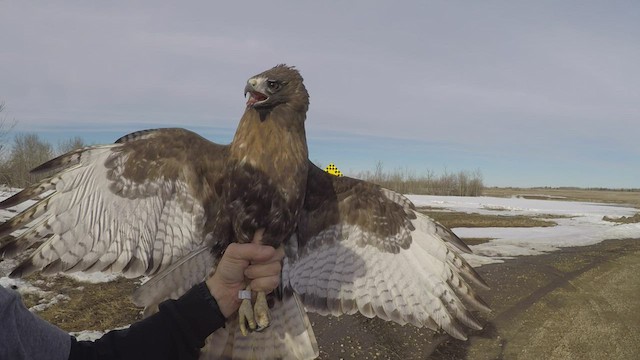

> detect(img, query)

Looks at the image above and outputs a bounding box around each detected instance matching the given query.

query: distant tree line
[0,104,86,187]
[0,133,85,188]
[1,106,484,195]
[1,136,484,196]
[352,161,484,196]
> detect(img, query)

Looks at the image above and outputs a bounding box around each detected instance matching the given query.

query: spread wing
[0,128,226,289]
[284,163,490,340]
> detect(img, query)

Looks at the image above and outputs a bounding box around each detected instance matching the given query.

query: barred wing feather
[285,165,490,340]
[0,129,224,282]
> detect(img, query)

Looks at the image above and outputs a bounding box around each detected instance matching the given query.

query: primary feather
[0,65,489,359]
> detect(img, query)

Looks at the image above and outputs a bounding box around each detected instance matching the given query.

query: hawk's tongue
[247,91,267,106]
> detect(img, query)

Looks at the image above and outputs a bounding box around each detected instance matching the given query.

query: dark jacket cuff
[166,281,227,347]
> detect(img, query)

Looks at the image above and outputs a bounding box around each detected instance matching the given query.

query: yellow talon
[238,285,256,336]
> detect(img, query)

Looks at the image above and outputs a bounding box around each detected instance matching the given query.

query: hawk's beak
[243,81,255,97]
[245,78,268,107]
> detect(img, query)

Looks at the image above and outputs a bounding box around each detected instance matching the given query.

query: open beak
[245,78,268,107]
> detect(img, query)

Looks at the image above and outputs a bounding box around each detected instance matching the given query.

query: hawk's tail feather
[132,247,216,311]
[201,290,318,360]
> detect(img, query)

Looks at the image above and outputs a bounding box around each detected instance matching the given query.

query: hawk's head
[244,64,309,113]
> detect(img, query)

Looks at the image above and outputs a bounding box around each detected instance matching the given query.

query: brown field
[20,274,142,332]
[484,187,640,208]
[418,208,559,229]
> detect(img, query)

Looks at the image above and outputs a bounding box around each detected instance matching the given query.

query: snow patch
[62,272,120,284]
[70,325,130,342]
[408,195,640,266]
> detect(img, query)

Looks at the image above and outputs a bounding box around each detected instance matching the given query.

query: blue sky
[1,1,639,188]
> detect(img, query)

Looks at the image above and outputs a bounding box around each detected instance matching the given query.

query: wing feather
[132,246,216,313]
[0,128,226,281]
[286,164,490,341]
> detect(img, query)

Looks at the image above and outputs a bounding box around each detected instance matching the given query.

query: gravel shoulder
[310,238,640,359]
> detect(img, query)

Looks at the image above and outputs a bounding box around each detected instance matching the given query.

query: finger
[249,275,281,294]
[244,261,282,279]
[250,244,285,266]
[271,245,285,262]
[224,242,276,264]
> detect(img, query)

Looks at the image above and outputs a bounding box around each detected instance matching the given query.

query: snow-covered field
[408,195,640,266]
[1,187,639,339]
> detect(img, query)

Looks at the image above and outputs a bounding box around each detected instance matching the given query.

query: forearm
[69,281,226,360]
[0,286,71,360]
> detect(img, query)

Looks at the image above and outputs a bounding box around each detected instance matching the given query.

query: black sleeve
[68,282,227,360]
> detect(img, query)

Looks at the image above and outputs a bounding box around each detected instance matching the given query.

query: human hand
[205,238,284,318]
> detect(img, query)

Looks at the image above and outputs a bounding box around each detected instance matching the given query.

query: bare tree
[352,162,484,196]
[57,136,86,155]
[469,168,484,196]
[0,102,18,186]
[3,133,54,187]
[374,160,384,180]
[0,102,17,160]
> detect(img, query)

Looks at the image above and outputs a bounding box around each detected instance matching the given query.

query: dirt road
[309,238,640,359]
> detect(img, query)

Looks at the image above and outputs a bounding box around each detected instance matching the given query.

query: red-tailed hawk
[0,65,489,359]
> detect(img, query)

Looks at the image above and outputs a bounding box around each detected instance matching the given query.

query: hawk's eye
[267,80,280,91]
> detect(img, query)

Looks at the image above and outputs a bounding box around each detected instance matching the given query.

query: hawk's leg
[238,228,272,335]
[238,285,271,335]
[254,290,270,331]
[239,284,256,336]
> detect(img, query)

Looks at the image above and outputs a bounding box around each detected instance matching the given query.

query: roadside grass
[603,213,640,224]
[21,273,142,332]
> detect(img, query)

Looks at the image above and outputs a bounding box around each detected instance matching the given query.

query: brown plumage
[0,64,489,359]
[211,65,309,250]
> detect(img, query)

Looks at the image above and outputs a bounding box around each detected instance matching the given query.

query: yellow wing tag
[324,162,343,177]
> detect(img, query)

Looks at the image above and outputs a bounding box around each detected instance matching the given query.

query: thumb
[225,243,276,264]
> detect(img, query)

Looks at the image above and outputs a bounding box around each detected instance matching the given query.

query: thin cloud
[1,1,639,187]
